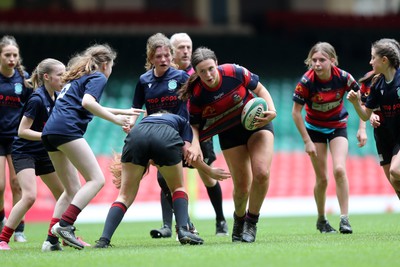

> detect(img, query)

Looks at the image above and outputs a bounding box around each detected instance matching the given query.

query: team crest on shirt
[232,94,242,104]
[14,83,23,95]
[168,79,178,91]
[203,106,216,117]
[295,85,303,94]
[397,87,400,99]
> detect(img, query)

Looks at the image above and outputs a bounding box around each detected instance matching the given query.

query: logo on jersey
[168,79,178,91]
[232,94,242,104]
[148,83,152,88]
[295,85,304,94]
[301,76,308,84]
[14,83,23,95]
[214,92,224,100]
[203,106,216,117]
[397,87,400,99]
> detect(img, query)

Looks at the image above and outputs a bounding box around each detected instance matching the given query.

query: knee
[92,175,105,191]
[233,181,250,198]
[65,184,81,198]
[23,194,36,208]
[10,177,21,192]
[97,177,105,189]
[252,168,270,185]
[315,177,328,188]
[390,168,400,181]
[333,166,346,180]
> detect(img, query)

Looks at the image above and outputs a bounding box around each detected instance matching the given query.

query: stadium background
[1,0,400,222]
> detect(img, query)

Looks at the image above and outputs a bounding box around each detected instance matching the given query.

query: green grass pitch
[2,213,399,267]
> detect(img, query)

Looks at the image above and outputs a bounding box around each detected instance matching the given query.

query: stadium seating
[0,9,199,26]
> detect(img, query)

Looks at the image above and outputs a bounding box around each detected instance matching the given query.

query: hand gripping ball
[241,97,268,130]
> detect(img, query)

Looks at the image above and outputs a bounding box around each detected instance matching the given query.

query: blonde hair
[0,35,32,88]
[304,42,339,69]
[109,153,123,189]
[29,58,65,89]
[109,152,150,189]
[63,44,116,84]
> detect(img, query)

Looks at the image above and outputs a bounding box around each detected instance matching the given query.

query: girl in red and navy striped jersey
[179,47,277,243]
[292,42,360,235]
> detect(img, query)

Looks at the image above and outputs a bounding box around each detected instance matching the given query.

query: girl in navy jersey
[94,112,231,248]
[179,47,277,243]
[348,38,400,203]
[150,33,228,239]
[0,35,32,242]
[292,42,360,234]
[131,33,189,122]
[41,44,144,250]
[0,58,67,251]
[130,33,199,238]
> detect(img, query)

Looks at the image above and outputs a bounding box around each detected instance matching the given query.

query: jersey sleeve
[132,78,145,109]
[179,117,193,143]
[235,64,259,90]
[180,71,190,84]
[187,96,203,126]
[343,71,360,92]
[293,78,308,105]
[23,94,41,120]
[365,85,380,110]
[85,72,107,102]
[360,82,370,104]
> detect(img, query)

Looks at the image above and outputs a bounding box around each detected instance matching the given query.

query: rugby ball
[241,97,267,130]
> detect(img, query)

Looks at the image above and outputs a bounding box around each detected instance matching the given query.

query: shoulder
[218,63,247,79]
[30,87,46,100]
[26,89,45,107]
[140,70,153,79]
[299,69,314,85]
[23,70,30,79]
[91,71,107,80]
[219,63,236,75]
[169,68,189,79]
[85,72,107,85]
[333,66,352,79]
